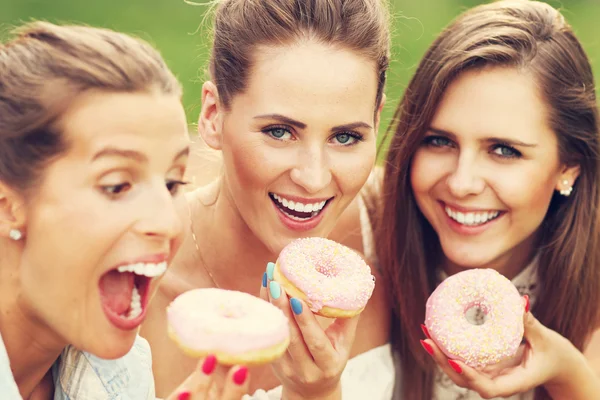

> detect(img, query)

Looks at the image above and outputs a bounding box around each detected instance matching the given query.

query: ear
[374,93,386,136]
[0,181,26,239]
[555,164,581,192]
[198,81,223,150]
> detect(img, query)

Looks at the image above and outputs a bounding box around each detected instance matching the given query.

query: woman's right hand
[166,355,250,400]
[260,262,360,400]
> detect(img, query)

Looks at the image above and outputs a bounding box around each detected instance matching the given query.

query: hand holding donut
[261,238,375,399]
[421,269,600,399]
[166,355,250,400]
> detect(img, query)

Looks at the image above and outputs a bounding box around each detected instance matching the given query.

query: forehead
[231,41,379,124]
[57,90,189,155]
[432,67,555,142]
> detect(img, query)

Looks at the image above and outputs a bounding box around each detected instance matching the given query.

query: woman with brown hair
[141,0,394,398]
[0,21,249,399]
[369,0,600,398]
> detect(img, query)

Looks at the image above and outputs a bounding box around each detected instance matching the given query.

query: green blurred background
[1,0,599,131]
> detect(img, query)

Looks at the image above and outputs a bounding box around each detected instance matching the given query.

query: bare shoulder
[583,327,600,374]
[350,254,390,357]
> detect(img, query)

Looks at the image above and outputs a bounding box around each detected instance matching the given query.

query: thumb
[326,314,360,354]
[522,310,545,345]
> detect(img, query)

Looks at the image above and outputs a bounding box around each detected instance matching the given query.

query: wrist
[545,349,600,399]
[282,382,342,400]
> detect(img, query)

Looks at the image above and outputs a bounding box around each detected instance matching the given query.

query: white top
[244,343,395,400]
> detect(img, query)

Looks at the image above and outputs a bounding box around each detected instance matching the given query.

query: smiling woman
[0,21,249,400]
[141,0,394,398]
[369,1,600,399]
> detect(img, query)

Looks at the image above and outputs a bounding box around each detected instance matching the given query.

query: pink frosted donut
[167,288,290,365]
[425,268,524,368]
[273,237,375,318]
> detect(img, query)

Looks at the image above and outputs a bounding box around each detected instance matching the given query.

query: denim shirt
[0,332,155,399]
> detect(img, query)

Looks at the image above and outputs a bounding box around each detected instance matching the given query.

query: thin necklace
[187,197,220,289]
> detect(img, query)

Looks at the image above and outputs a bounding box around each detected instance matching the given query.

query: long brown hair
[0,21,180,196]
[372,1,600,398]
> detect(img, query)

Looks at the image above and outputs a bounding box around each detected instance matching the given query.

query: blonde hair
[0,21,181,194]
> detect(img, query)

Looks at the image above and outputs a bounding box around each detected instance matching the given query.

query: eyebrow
[428,127,538,147]
[92,146,190,163]
[254,113,372,132]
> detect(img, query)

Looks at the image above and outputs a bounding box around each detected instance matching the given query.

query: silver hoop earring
[559,180,573,197]
[9,229,22,241]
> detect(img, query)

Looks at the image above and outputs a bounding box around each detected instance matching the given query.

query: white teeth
[445,206,500,226]
[116,261,167,277]
[126,286,142,319]
[271,193,328,217]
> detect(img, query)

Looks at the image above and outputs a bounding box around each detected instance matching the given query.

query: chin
[442,245,499,270]
[87,331,138,360]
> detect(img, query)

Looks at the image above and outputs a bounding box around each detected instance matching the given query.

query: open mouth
[444,205,503,227]
[99,261,167,330]
[269,193,332,221]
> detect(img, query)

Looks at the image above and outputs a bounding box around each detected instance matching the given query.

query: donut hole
[464,302,489,326]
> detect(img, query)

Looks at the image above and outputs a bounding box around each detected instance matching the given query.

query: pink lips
[99,253,168,331]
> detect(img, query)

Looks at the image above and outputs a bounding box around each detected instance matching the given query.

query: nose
[134,180,183,240]
[290,144,332,194]
[446,152,486,198]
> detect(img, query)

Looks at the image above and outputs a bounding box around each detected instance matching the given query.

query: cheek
[333,145,376,194]
[410,150,447,196]
[493,168,557,217]
[224,132,274,191]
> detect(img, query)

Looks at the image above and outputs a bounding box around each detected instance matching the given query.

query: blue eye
[424,136,453,147]
[264,126,292,140]
[491,144,521,159]
[334,132,363,146]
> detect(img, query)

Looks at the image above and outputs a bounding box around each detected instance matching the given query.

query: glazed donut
[273,237,375,318]
[425,268,525,368]
[167,288,290,365]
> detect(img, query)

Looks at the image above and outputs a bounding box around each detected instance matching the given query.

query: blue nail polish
[266,262,275,280]
[269,281,281,299]
[290,298,303,315]
[262,272,267,288]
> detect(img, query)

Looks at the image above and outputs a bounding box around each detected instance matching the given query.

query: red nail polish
[202,354,217,375]
[421,324,431,339]
[524,294,530,313]
[448,359,463,374]
[420,339,434,356]
[178,391,191,400]
[233,366,248,385]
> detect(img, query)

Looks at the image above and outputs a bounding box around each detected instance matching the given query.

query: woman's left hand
[420,297,600,399]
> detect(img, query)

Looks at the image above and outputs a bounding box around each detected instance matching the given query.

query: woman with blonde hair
[0,21,248,399]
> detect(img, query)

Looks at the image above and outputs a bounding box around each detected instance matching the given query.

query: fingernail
[290,298,303,315]
[178,392,191,400]
[266,262,275,280]
[524,294,530,313]
[269,281,281,299]
[420,324,431,339]
[262,272,267,288]
[233,366,248,385]
[420,339,433,356]
[448,359,463,374]
[201,354,217,375]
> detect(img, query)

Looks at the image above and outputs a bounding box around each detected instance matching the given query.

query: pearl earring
[9,229,22,241]
[559,179,573,197]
